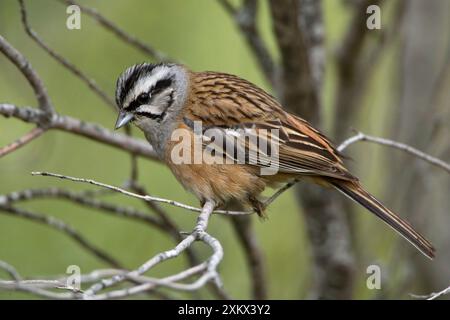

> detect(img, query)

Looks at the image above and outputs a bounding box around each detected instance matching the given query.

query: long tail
[330,179,435,260]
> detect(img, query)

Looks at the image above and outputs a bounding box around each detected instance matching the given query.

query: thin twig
[90,264,208,300]
[83,200,224,299]
[410,285,450,300]
[59,0,171,61]
[31,171,251,215]
[0,205,122,268]
[0,127,45,158]
[264,179,298,207]
[18,0,116,109]
[338,131,450,174]
[31,171,298,216]
[0,201,228,299]
[0,260,21,281]
[0,187,164,230]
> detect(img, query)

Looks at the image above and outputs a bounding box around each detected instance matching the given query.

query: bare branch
[31,171,250,215]
[0,260,21,281]
[414,285,450,300]
[0,205,122,268]
[0,104,157,160]
[0,35,53,117]
[270,0,356,299]
[18,0,116,109]
[59,0,171,62]
[219,0,276,86]
[264,178,298,207]
[411,284,450,300]
[0,262,178,299]
[0,127,45,158]
[83,200,225,299]
[0,281,75,299]
[127,184,200,262]
[0,187,164,230]
[338,131,450,174]
[31,171,299,216]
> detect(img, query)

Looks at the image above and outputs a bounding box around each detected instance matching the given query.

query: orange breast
[163,123,267,205]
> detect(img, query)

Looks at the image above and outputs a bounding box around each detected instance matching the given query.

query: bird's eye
[137,92,149,104]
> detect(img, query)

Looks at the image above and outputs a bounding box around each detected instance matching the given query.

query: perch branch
[0,201,228,299]
[31,171,299,216]
[83,200,223,298]
[31,171,250,215]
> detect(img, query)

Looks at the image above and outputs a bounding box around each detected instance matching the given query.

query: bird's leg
[248,195,267,220]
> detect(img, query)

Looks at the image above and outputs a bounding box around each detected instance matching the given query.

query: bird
[114,62,435,260]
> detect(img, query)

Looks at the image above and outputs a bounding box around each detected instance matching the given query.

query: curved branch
[0,260,21,281]
[59,0,171,62]
[18,0,116,109]
[0,205,122,268]
[0,127,45,158]
[0,187,164,230]
[0,35,53,117]
[31,171,251,216]
[338,131,450,174]
[0,104,157,160]
[83,200,226,299]
[31,171,299,216]
[219,0,277,86]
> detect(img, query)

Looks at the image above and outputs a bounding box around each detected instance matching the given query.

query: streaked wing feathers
[186,72,355,180]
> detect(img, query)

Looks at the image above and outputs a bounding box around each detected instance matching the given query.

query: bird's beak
[115,111,134,130]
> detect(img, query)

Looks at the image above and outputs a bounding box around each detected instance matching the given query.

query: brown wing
[185,71,355,180]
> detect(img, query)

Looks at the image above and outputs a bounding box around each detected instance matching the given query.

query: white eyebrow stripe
[123,67,170,108]
[136,104,163,115]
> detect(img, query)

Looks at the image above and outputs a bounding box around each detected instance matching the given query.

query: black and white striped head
[114,63,188,130]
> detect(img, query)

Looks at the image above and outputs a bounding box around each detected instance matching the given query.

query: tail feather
[331,180,435,260]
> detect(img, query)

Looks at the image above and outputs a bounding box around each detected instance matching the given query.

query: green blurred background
[1,0,449,299]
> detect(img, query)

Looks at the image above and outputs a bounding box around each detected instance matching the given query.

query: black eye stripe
[151,78,172,94]
[124,78,173,111]
[125,99,142,111]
